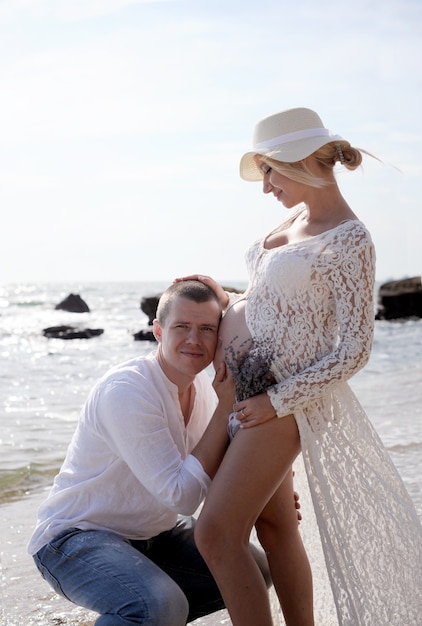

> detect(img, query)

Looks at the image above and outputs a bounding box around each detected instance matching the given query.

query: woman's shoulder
[320,220,375,273]
[337,218,373,244]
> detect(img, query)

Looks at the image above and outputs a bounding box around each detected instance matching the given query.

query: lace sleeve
[267,228,376,418]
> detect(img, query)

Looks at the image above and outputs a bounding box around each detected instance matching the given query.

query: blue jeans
[33,516,225,625]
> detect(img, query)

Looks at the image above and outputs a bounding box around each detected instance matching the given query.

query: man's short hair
[156,281,222,326]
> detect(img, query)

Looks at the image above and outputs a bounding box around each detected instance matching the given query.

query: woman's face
[259,161,304,209]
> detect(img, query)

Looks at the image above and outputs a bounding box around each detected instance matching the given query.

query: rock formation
[55,294,90,313]
[43,325,104,340]
[375,276,422,320]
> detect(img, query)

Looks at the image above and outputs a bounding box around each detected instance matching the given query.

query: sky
[0,0,421,285]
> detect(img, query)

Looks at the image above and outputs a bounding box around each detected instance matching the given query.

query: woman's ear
[152,319,162,343]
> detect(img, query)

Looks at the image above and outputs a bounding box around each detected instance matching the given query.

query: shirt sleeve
[93,373,212,516]
[268,227,376,417]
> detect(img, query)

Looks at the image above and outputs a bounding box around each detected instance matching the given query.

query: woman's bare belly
[214,297,251,369]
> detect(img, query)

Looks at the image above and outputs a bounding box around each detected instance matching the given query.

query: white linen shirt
[28,352,217,554]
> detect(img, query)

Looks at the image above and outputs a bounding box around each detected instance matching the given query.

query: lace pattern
[240,219,422,625]
[245,220,375,420]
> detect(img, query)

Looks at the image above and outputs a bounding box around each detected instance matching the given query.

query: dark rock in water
[375,276,422,320]
[43,325,104,340]
[55,294,90,313]
[140,294,162,325]
[133,329,156,342]
[140,286,244,325]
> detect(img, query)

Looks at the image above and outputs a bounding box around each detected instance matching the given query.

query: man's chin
[184,359,212,376]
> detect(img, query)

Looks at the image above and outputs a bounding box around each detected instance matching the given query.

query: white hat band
[255,127,336,150]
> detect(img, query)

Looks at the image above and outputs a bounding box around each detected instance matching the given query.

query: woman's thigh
[33,527,189,626]
[199,414,301,535]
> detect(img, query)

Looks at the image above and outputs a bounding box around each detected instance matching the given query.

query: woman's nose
[263,177,273,194]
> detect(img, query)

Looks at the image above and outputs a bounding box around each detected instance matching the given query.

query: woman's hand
[174,274,230,310]
[233,392,277,428]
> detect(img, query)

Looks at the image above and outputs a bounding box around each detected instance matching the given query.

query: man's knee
[146,572,190,626]
[95,589,189,626]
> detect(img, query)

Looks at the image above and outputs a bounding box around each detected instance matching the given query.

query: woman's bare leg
[255,471,314,625]
[195,414,307,626]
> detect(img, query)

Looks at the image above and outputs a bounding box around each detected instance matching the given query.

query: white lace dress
[222,215,422,626]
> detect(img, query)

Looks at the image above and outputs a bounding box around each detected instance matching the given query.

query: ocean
[1,281,175,504]
[1,281,421,625]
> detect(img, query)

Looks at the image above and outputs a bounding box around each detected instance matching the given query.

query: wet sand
[0,491,242,625]
[0,461,338,626]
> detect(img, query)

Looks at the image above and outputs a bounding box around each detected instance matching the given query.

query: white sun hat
[239,107,344,181]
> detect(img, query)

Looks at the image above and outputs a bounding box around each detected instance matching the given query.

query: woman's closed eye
[260,164,272,176]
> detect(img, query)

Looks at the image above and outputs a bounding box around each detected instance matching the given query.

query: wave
[14,300,47,307]
[0,462,59,505]
[387,441,422,453]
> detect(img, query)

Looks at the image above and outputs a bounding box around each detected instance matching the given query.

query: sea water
[1,281,421,626]
[0,280,421,515]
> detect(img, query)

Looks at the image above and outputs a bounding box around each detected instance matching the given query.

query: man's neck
[178,383,195,426]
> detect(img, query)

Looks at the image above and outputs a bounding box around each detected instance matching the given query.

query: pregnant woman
[177,107,422,626]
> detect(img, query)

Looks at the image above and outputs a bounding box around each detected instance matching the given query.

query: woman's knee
[255,513,301,559]
[194,515,216,558]
[249,544,272,589]
[255,516,279,554]
[194,514,229,563]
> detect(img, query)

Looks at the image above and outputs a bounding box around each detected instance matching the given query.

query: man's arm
[191,362,234,479]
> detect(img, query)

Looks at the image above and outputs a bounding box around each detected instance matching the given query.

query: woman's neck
[301,185,357,226]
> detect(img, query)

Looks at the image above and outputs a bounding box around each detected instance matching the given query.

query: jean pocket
[33,528,83,601]
[33,551,71,600]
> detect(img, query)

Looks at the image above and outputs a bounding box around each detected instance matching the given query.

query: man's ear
[152,319,162,343]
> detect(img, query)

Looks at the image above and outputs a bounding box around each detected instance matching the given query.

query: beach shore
[0,459,340,626]
[0,491,233,626]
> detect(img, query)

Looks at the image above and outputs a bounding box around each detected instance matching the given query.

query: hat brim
[239,134,343,181]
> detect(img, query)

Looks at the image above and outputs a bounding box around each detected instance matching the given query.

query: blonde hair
[261,141,367,188]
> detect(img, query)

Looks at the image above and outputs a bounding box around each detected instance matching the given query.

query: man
[28,280,269,625]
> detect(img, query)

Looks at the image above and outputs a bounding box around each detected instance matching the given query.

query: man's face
[153,296,221,385]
